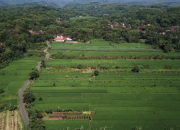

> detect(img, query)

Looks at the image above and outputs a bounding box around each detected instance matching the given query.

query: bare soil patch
[81,69,93,73]
[42,111,95,121]
[4,110,22,130]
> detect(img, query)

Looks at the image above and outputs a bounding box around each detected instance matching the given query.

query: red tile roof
[55,38,64,40]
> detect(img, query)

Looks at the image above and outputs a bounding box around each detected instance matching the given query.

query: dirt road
[44,41,50,60]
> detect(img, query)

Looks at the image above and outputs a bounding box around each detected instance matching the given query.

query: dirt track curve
[19,41,50,125]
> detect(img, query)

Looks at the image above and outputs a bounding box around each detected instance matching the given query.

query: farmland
[51,40,159,52]
[0,110,23,130]
[29,40,180,130]
[0,56,42,112]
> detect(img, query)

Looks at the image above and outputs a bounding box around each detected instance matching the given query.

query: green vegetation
[23,90,35,104]
[0,5,81,69]
[132,66,140,73]
[1,2,180,130]
[29,69,40,79]
[94,70,99,76]
[51,40,158,52]
[30,38,180,130]
[0,56,41,112]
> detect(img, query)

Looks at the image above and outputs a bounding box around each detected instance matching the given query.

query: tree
[94,70,99,76]
[131,66,139,73]
[29,69,40,79]
[45,109,53,114]
[41,60,46,68]
[23,91,35,104]
[28,118,45,130]
[39,97,43,101]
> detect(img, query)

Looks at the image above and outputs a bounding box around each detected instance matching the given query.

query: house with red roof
[0,43,3,45]
[54,35,72,42]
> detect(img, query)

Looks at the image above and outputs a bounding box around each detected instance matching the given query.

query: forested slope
[0,5,81,69]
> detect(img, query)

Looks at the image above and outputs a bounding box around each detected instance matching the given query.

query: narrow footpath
[19,41,50,126]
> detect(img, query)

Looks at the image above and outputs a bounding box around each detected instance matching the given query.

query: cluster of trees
[23,89,45,130]
[64,3,180,52]
[0,5,81,69]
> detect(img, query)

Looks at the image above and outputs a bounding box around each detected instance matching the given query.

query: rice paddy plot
[0,57,41,109]
[31,41,180,130]
[46,59,180,67]
[50,50,180,56]
[51,39,159,52]
[45,120,89,130]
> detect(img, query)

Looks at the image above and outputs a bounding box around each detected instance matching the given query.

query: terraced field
[0,57,41,112]
[51,39,159,52]
[31,40,180,130]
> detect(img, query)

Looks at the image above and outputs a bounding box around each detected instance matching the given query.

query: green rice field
[0,56,41,111]
[51,39,160,52]
[30,40,180,130]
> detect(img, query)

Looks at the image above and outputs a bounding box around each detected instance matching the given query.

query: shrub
[131,66,139,73]
[0,89,4,94]
[77,64,83,69]
[45,109,53,114]
[9,105,17,111]
[94,70,99,76]
[39,97,43,101]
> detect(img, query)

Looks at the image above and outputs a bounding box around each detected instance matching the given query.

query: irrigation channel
[19,41,50,125]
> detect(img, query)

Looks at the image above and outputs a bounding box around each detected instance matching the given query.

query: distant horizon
[0,0,180,8]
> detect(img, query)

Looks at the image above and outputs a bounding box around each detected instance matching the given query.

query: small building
[0,42,3,45]
[54,35,72,42]
[65,37,72,41]
[55,38,64,42]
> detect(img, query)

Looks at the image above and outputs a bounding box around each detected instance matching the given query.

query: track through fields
[19,41,50,126]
